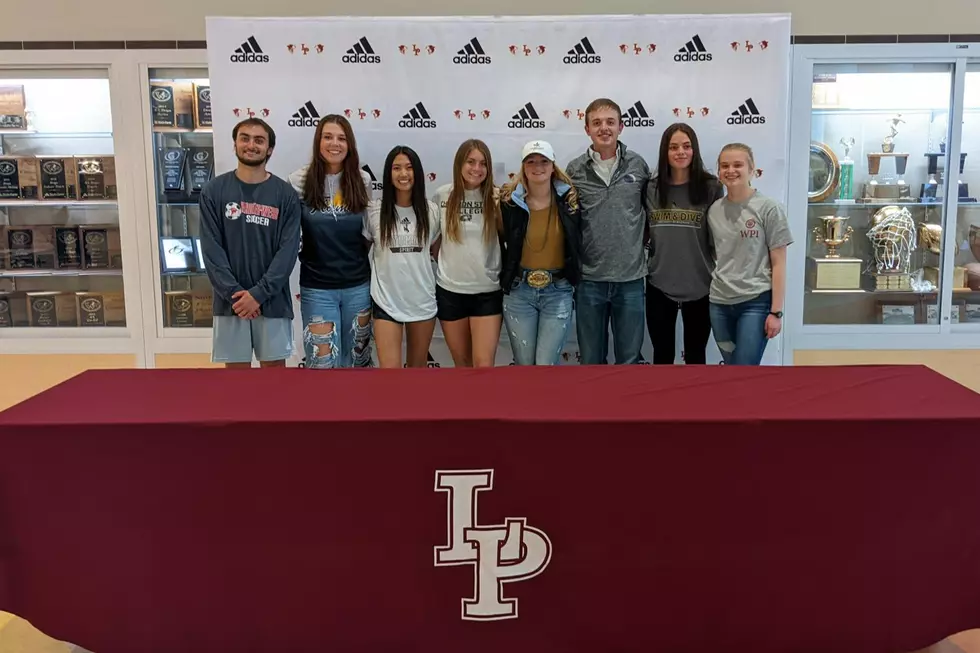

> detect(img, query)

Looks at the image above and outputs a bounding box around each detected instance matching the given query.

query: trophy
[838,137,855,201]
[867,205,916,290]
[862,115,911,202]
[918,222,942,255]
[813,216,853,258]
[881,114,905,153]
[955,153,974,202]
[921,153,942,201]
[808,215,862,289]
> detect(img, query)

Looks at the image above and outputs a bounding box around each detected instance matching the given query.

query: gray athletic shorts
[211,316,294,364]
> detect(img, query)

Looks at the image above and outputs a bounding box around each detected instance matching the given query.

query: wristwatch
[769,311,783,318]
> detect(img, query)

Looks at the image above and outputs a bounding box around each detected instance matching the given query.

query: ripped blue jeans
[299,283,373,368]
[502,275,574,366]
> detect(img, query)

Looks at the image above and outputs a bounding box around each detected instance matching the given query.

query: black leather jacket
[499,181,583,292]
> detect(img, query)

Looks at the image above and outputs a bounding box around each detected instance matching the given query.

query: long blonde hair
[445,140,500,244]
[717,142,756,185]
[500,161,579,211]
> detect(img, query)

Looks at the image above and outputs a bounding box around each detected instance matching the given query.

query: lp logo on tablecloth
[434,469,551,620]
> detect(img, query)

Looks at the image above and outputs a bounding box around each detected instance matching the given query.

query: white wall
[1,0,979,41]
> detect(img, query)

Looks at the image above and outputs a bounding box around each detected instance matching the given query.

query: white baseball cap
[521,140,556,162]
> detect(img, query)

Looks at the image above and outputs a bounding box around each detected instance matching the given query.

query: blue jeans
[574,279,646,365]
[300,283,373,368]
[708,291,772,366]
[502,277,574,365]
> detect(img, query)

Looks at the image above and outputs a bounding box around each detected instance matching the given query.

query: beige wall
[0,354,137,412]
[794,350,980,393]
[0,0,979,41]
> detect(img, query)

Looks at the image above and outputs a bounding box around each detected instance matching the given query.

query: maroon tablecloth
[1,365,979,653]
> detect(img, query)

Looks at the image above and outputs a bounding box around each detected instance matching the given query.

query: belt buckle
[526,270,552,289]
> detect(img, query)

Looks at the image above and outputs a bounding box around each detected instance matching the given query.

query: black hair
[655,122,716,209]
[379,145,430,248]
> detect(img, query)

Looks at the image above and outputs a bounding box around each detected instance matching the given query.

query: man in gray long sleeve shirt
[199,118,301,368]
[565,98,651,365]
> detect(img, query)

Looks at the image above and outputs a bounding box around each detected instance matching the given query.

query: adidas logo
[622,101,655,128]
[361,165,383,191]
[728,98,766,125]
[674,34,712,62]
[508,102,545,129]
[398,102,437,129]
[454,37,491,65]
[288,101,320,128]
[231,36,269,63]
[343,37,381,64]
[564,37,601,64]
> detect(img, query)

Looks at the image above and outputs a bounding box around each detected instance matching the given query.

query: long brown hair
[302,115,369,214]
[445,140,500,244]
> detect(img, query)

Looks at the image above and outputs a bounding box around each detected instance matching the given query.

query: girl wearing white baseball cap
[499,140,583,365]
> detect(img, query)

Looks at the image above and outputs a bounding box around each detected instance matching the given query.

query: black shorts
[372,302,435,324]
[436,285,504,321]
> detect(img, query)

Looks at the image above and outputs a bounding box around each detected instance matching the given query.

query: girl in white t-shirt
[363,145,441,368]
[432,139,503,368]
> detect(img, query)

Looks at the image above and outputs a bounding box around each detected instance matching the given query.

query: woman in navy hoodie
[289,114,374,368]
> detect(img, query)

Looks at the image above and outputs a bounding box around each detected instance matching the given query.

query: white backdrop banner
[205,14,791,367]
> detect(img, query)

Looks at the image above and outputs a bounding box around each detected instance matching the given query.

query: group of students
[198,97,793,370]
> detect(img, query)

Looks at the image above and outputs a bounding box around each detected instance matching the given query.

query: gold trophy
[918,223,968,289]
[807,215,861,290]
[807,216,862,289]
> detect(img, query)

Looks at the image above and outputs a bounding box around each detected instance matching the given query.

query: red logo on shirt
[745,219,756,229]
[240,201,279,220]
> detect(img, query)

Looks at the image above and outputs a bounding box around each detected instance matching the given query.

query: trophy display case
[149,68,215,329]
[805,63,970,325]
[0,74,125,329]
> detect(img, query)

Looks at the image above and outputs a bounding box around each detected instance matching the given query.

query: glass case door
[951,63,980,327]
[804,63,956,326]
[148,67,214,330]
[0,71,125,330]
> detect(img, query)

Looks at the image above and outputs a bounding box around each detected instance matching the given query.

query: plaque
[165,291,195,328]
[76,292,107,326]
[27,291,75,327]
[806,257,862,290]
[193,293,213,327]
[151,83,177,128]
[0,158,19,199]
[55,227,82,269]
[75,156,116,200]
[81,227,110,268]
[0,85,26,130]
[8,228,35,269]
[188,147,214,192]
[38,156,78,200]
[161,237,195,271]
[161,148,187,192]
[76,157,107,200]
[880,303,915,325]
[193,84,212,129]
[174,83,195,130]
[0,294,10,327]
[17,157,39,199]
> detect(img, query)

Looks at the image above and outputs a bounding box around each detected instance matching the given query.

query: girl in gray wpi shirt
[644,123,723,365]
[707,143,793,366]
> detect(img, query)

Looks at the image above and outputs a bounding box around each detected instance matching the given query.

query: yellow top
[520,203,565,270]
